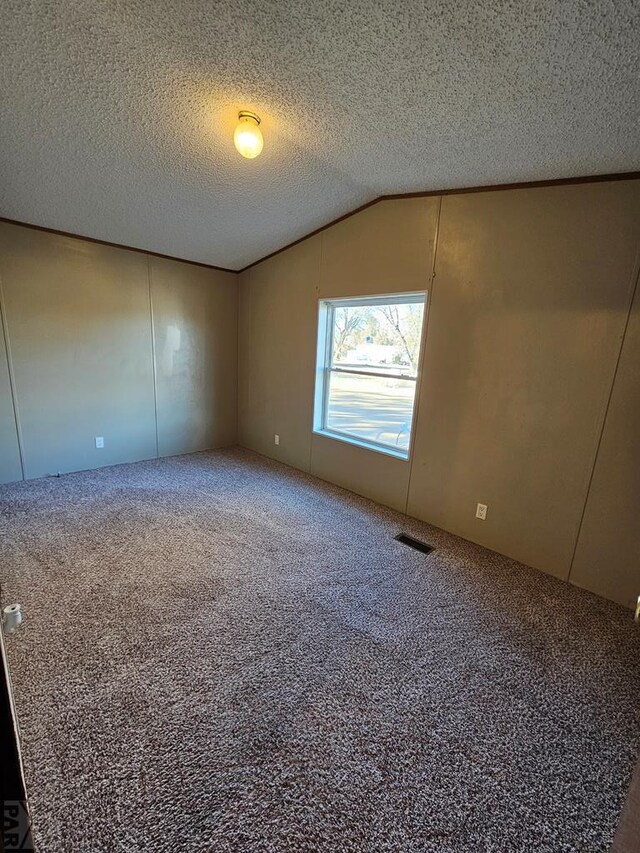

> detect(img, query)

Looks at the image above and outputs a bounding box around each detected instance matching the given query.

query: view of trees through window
[317,296,426,455]
[332,302,424,375]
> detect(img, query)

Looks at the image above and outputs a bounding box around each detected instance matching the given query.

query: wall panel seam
[0,274,26,480]
[239,269,252,450]
[308,234,325,475]
[147,257,160,459]
[404,196,443,515]
[567,244,640,586]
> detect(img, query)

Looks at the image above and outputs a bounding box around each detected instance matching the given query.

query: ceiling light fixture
[233,111,263,159]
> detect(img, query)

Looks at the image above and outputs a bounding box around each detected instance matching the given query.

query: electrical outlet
[476,503,487,520]
[274,434,280,446]
[95,436,104,449]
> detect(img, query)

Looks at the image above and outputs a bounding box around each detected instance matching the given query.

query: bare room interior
[1,2,639,852]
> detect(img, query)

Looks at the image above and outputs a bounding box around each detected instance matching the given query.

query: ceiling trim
[0,216,237,274]
[238,170,640,273]
[2,170,639,275]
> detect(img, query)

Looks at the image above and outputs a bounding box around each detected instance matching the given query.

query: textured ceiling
[1,1,639,270]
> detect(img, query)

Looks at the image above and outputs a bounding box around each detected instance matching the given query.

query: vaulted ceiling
[1,1,638,270]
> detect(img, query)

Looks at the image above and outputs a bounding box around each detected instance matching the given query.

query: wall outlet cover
[95,436,104,449]
[476,502,487,520]
[274,434,280,445]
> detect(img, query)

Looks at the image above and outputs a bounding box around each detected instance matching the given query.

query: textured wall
[237,180,640,606]
[0,222,237,483]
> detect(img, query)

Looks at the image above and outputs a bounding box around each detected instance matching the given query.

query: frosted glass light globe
[234,112,263,159]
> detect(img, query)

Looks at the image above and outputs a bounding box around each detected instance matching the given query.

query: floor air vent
[395,534,434,554]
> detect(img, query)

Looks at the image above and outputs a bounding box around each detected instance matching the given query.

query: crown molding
[0,217,236,274]
[238,170,640,273]
[2,170,639,275]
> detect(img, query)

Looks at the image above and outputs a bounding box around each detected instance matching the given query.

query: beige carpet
[1,448,639,852]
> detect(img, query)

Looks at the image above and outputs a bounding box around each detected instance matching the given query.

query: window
[313,293,426,458]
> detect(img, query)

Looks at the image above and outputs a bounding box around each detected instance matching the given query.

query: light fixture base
[238,110,261,125]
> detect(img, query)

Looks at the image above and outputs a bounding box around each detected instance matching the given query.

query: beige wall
[1,180,639,607]
[407,182,640,580]
[0,295,22,483]
[237,180,640,606]
[0,222,237,483]
[151,257,237,457]
[238,236,321,470]
[311,199,439,510]
[238,198,439,509]
[570,269,640,607]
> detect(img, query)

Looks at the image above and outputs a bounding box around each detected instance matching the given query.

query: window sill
[313,428,410,461]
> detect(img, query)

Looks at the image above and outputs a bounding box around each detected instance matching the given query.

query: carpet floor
[1,448,639,852]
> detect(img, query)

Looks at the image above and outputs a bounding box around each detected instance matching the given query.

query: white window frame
[313,292,427,460]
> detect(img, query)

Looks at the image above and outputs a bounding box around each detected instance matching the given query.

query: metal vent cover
[395,534,434,555]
